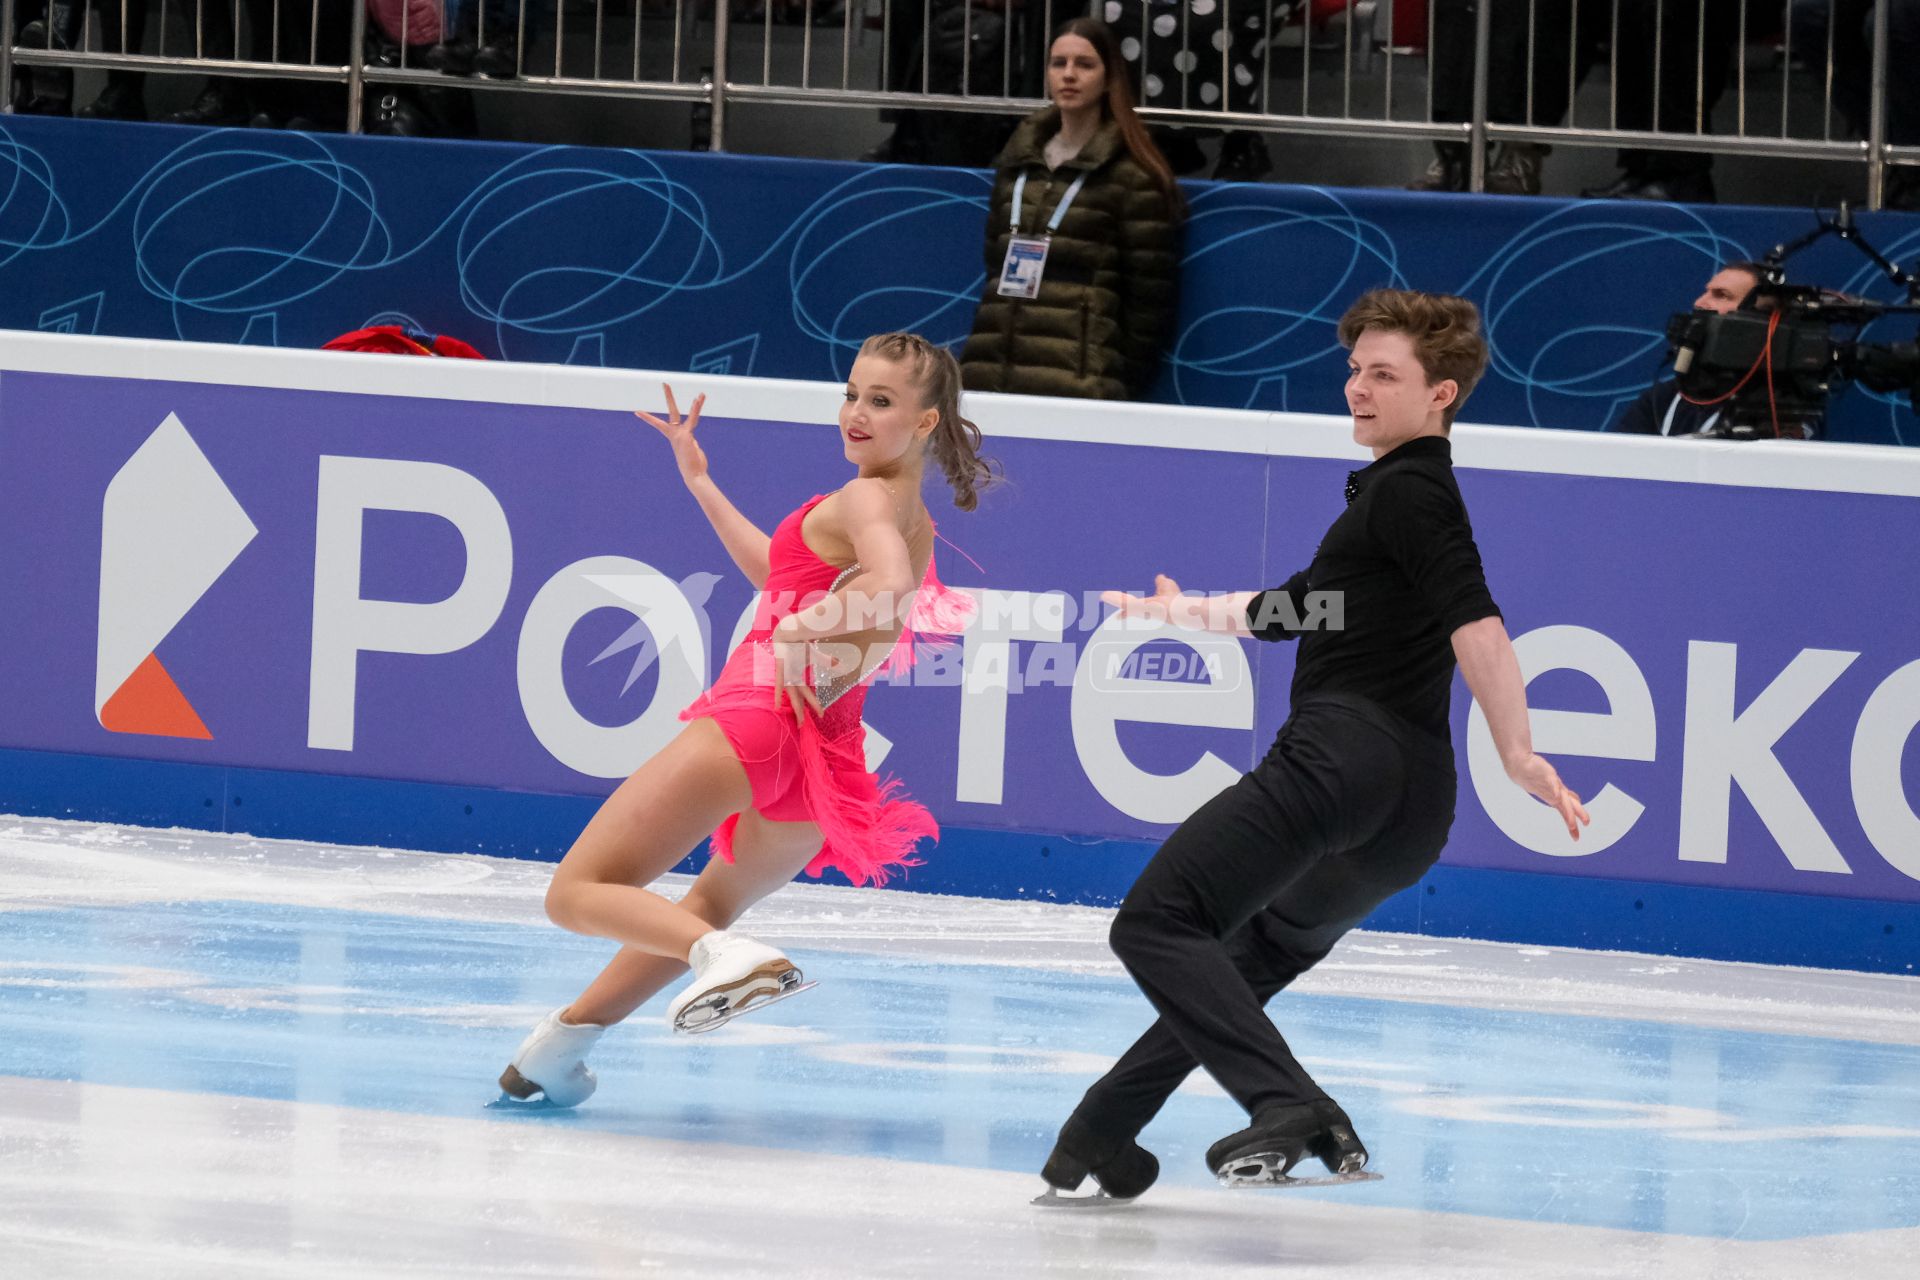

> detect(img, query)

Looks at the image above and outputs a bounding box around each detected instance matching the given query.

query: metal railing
[1,1,1911,207]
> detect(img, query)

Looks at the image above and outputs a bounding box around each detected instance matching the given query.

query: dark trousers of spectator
[256,0,356,122]
[1072,696,1457,1137]
[874,0,1044,167]
[1428,0,1736,184]
[1791,0,1920,147]
[10,0,84,111]
[1607,0,1741,180]
[93,0,150,59]
[1430,0,1586,142]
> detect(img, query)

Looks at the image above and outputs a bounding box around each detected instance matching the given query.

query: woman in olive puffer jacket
[959,17,1184,401]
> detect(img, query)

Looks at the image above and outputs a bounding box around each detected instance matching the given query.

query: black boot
[424,37,477,75]
[1306,1099,1369,1175]
[17,19,76,117]
[79,75,147,122]
[1618,169,1717,205]
[164,78,248,126]
[1408,142,1469,192]
[1581,169,1648,200]
[1213,130,1274,183]
[473,35,520,79]
[1208,1098,1369,1183]
[1208,1102,1319,1181]
[365,90,438,137]
[1152,127,1209,177]
[1888,168,1920,213]
[1039,1115,1160,1202]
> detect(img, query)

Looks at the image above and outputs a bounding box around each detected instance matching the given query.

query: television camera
[1664,204,1920,439]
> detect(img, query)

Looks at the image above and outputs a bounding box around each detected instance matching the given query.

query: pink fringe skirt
[679,641,936,887]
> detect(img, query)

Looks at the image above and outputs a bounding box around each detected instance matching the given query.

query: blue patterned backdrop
[5,116,1920,444]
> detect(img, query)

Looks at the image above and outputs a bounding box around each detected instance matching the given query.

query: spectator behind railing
[11,0,85,116]
[27,0,353,127]
[865,0,1047,167]
[280,0,358,129]
[1105,0,1313,183]
[366,0,481,136]
[959,17,1183,401]
[1790,0,1920,210]
[1416,0,1737,203]
[1579,0,1740,204]
[1412,0,1582,195]
[160,0,259,127]
[425,0,523,79]
[76,0,151,120]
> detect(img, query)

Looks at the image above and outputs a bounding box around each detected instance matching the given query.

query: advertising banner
[1,336,1917,910]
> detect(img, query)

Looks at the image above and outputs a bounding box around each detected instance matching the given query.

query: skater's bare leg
[543,717,755,961]
[565,810,825,1027]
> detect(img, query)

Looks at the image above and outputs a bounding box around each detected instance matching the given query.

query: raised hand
[635,384,709,484]
[1101,574,1187,625]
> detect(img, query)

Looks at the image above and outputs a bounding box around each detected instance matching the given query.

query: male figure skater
[1041,289,1589,1201]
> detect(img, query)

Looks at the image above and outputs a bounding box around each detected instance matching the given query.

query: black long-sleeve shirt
[1244,435,1500,740]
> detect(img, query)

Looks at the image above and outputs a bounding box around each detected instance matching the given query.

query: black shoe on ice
[1209,1100,1381,1188]
[1033,1115,1160,1207]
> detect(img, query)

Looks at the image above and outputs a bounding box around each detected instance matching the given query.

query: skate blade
[487,1063,590,1111]
[1031,1186,1136,1210]
[674,975,817,1035]
[489,1064,558,1110]
[1217,1165,1383,1189]
[486,1091,570,1111]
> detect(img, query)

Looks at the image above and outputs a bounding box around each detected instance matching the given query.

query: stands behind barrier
[3,117,1920,442]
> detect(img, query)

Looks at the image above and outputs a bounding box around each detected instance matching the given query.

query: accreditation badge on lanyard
[997,169,1089,300]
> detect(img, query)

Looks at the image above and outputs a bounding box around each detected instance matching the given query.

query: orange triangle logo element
[100,652,213,739]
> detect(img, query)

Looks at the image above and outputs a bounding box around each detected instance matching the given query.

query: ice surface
[2,817,1916,1278]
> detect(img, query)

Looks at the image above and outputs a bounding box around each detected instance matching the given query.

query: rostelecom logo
[95,414,259,738]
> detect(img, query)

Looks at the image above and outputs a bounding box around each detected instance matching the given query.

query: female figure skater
[499,332,989,1107]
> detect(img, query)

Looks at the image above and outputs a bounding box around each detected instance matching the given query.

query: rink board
[1,331,1917,971]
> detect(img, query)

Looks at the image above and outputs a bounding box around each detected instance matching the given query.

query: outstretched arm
[1103,574,1260,636]
[636,384,772,589]
[1452,615,1590,840]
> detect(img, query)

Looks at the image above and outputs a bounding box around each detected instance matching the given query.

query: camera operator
[1609,261,1763,436]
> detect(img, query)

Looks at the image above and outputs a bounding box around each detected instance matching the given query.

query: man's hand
[1102,574,1186,624]
[1508,753,1591,840]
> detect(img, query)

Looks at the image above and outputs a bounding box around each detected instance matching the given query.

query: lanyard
[1661,392,1720,437]
[1011,169,1089,237]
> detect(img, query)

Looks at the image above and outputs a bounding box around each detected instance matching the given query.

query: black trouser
[1428,0,1736,178]
[1610,0,1741,179]
[1792,0,1920,148]
[1076,695,1456,1137]
[1430,0,1586,134]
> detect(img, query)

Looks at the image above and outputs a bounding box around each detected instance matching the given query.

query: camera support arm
[1764,202,1920,304]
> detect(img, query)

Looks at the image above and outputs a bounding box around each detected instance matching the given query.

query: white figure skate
[667,930,814,1034]
[496,1008,607,1108]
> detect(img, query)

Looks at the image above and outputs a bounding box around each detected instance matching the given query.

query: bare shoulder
[824,477,911,533]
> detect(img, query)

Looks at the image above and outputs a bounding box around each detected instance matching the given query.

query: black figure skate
[1031,1115,1161,1209]
[1207,1100,1383,1190]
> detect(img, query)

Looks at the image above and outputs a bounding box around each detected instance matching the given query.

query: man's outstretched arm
[1452,616,1591,839]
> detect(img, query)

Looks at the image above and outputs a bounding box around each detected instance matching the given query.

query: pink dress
[679,494,973,887]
